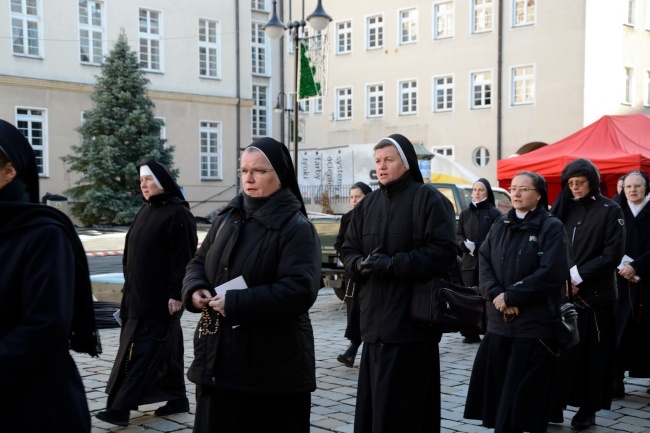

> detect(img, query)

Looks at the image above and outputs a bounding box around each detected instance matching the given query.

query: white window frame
[15,107,48,176]
[251,0,267,12]
[470,69,492,109]
[624,66,635,105]
[139,8,163,72]
[645,70,650,107]
[78,0,105,65]
[366,82,384,118]
[252,85,269,138]
[472,146,490,167]
[11,0,42,58]
[335,86,353,120]
[431,146,454,158]
[251,21,269,76]
[471,0,494,34]
[512,0,535,27]
[314,97,323,114]
[626,0,636,26]
[366,14,384,50]
[433,74,454,112]
[199,120,223,180]
[199,18,221,79]
[336,20,352,55]
[398,78,418,115]
[511,64,535,105]
[300,99,310,114]
[398,7,418,45]
[433,1,454,40]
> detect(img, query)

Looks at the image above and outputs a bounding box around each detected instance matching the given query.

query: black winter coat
[121,193,197,320]
[456,201,501,272]
[182,188,321,395]
[479,207,568,339]
[341,175,457,343]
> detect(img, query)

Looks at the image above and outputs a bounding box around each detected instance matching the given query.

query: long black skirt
[464,332,558,433]
[193,387,310,433]
[354,341,441,433]
[344,280,361,341]
[555,305,616,412]
[105,318,186,411]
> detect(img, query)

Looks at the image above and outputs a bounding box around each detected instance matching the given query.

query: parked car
[429,183,513,219]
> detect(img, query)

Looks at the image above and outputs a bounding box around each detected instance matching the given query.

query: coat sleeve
[0,227,75,387]
[478,222,506,301]
[166,207,198,301]
[456,209,469,254]
[225,217,321,325]
[505,218,569,306]
[341,204,366,279]
[334,212,351,260]
[182,215,220,313]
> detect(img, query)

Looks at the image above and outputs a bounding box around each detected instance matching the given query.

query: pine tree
[63,30,175,226]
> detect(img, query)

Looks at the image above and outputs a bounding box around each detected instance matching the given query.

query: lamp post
[264,0,332,173]
[273,91,292,147]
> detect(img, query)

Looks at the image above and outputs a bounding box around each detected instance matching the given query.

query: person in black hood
[0,119,100,433]
[456,178,501,343]
[341,134,457,433]
[97,158,198,426]
[182,137,321,433]
[549,158,625,430]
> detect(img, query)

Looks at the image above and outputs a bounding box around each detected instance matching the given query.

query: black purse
[548,282,580,349]
[411,277,485,333]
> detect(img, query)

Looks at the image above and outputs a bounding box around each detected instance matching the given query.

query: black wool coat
[182,188,321,395]
[121,193,198,320]
[456,200,501,272]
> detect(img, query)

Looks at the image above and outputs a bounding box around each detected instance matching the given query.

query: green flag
[299,42,320,99]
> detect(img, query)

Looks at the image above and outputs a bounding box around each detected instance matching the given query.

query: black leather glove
[360,253,394,277]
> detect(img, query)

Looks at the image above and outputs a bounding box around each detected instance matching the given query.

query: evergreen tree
[63,30,175,226]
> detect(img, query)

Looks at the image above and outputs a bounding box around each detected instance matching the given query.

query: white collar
[628,195,650,217]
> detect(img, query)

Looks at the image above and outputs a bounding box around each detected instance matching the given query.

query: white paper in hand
[113,309,122,326]
[214,275,248,296]
[618,255,641,281]
[464,240,476,256]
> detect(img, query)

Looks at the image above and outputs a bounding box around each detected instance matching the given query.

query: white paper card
[214,275,248,296]
[113,309,122,326]
[618,255,641,281]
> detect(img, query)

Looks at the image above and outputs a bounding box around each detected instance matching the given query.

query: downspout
[280,0,285,139]
[235,0,242,190]
[496,0,503,161]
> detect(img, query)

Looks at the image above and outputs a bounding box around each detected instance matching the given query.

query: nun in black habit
[341,134,457,433]
[98,158,198,426]
[0,119,101,433]
[182,137,321,433]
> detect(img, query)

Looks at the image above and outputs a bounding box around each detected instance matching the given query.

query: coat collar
[223,188,302,230]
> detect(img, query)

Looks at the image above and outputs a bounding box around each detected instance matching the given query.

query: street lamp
[264,0,332,173]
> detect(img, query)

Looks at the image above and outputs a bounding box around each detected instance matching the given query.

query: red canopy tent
[497,114,650,204]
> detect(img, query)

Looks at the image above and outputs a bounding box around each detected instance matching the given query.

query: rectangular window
[336,87,352,120]
[200,121,222,180]
[16,108,47,176]
[251,22,268,75]
[366,83,384,117]
[252,85,268,137]
[434,1,454,39]
[433,75,454,112]
[199,19,220,78]
[11,0,41,57]
[627,0,636,25]
[366,14,383,49]
[399,79,418,114]
[512,65,535,105]
[251,0,266,11]
[431,146,454,158]
[472,0,493,33]
[314,97,323,114]
[513,0,535,27]
[139,8,162,71]
[336,21,352,54]
[300,99,310,113]
[624,66,635,105]
[471,70,492,108]
[399,8,418,44]
[78,1,104,64]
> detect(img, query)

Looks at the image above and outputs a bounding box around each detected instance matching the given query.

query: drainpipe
[497,0,503,161]
[235,0,242,190]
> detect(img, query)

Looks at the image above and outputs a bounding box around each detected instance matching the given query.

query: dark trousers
[344,280,361,341]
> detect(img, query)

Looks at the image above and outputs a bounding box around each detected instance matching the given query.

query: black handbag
[547,283,580,349]
[411,277,485,333]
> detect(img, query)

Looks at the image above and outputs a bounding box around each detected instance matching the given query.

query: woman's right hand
[191,288,213,310]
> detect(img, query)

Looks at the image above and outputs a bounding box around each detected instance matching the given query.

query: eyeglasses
[508,186,536,193]
[236,168,275,178]
[567,179,588,188]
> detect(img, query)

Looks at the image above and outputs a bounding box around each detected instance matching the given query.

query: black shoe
[337,341,360,368]
[571,409,596,430]
[612,379,625,399]
[462,335,481,344]
[154,397,190,416]
[96,408,129,427]
[548,408,564,424]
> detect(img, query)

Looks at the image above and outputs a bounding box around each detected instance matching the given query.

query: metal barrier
[299,183,377,205]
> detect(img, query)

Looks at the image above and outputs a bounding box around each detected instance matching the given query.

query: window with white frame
[314,97,323,114]
[627,0,636,25]
[199,18,220,78]
[200,121,222,180]
[399,79,418,114]
[366,84,384,117]
[139,8,162,71]
[251,0,266,11]
[11,0,41,57]
[513,0,535,27]
[251,22,269,75]
[624,66,635,105]
[336,21,352,54]
[16,108,47,175]
[336,87,352,120]
[512,65,535,105]
[399,8,418,44]
[645,70,650,106]
[78,1,104,64]
[472,147,490,167]
[431,146,454,158]
[433,75,454,112]
[366,14,383,49]
[433,1,454,39]
[472,0,493,33]
[252,85,268,137]
[300,99,310,113]
[471,70,492,108]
